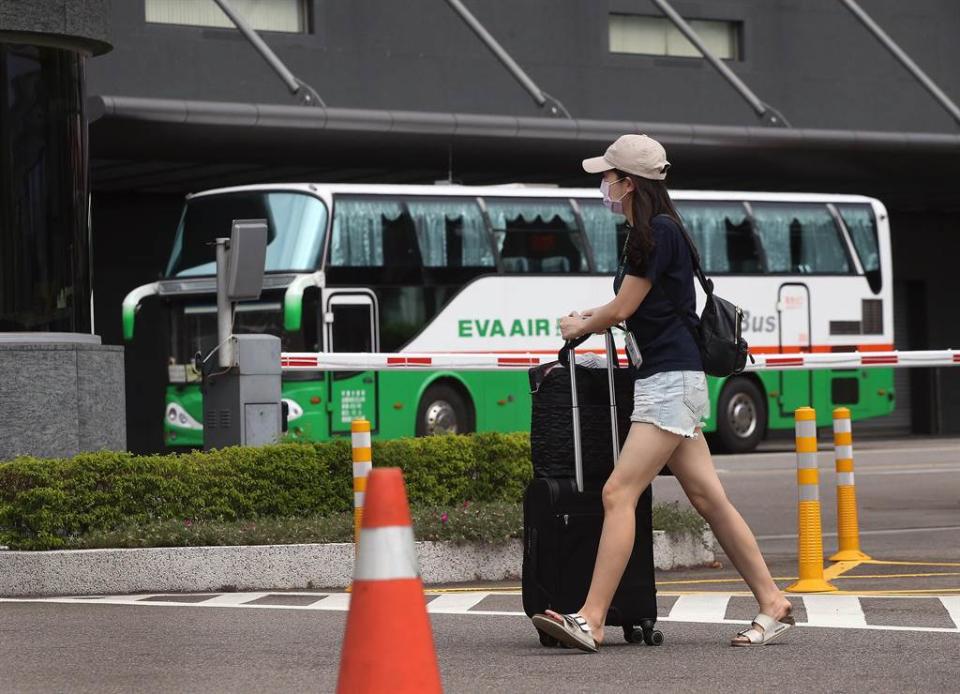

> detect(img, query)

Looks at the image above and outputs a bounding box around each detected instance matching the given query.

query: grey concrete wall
[0,341,126,461]
[0,0,111,54]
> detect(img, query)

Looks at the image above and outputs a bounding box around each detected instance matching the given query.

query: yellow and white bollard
[350,418,372,544]
[829,407,871,561]
[786,407,837,593]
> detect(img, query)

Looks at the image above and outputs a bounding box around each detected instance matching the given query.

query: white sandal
[730,612,796,647]
[531,612,599,653]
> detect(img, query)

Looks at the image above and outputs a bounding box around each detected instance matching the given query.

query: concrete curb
[0,530,715,597]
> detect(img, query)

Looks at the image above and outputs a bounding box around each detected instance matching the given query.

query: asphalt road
[1,435,958,693]
[1,601,958,694]
[657,435,960,562]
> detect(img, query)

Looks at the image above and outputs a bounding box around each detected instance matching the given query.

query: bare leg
[666,431,792,642]
[571,422,682,643]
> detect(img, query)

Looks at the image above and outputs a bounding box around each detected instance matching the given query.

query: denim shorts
[631,370,709,438]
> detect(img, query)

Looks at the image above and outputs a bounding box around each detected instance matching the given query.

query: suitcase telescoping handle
[559,329,623,493]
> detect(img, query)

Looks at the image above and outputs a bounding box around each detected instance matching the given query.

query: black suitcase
[522,331,663,647]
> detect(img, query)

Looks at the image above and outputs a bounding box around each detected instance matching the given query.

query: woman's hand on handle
[558,275,653,341]
[560,312,585,341]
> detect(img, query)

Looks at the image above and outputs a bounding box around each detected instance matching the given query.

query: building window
[609,15,740,60]
[145,0,307,33]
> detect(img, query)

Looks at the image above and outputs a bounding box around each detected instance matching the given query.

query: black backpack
[654,214,752,378]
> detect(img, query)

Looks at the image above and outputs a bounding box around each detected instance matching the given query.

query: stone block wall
[0,338,126,460]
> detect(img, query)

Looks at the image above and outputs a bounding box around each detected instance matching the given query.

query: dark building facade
[81,1,960,451]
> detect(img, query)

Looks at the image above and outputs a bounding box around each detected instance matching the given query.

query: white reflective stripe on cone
[837,472,856,486]
[799,485,819,501]
[797,452,818,469]
[833,418,852,433]
[795,420,817,438]
[354,526,419,581]
[351,431,372,449]
[353,461,372,477]
[835,445,853,460]
[354,491,365,508]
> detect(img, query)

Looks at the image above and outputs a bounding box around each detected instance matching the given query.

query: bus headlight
[166,403,203,430]
[283,398,304,421]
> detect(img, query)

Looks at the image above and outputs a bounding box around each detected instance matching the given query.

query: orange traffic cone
[336,468,442,694]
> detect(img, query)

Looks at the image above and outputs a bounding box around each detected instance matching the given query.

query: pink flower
[463,500,470,510]
[183,519,193,527]
[440,513,448,524]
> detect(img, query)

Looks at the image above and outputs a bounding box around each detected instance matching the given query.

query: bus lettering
[457,318,559,338]
[741,311,777,333]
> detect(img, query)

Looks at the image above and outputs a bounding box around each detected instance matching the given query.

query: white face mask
[600,177,628,214]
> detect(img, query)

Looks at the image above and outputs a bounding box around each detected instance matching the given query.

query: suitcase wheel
[645,629,665,646]
[537,628,562,648]
[623,622,664,646]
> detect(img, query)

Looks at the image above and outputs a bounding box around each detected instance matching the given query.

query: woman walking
[531,134,794,652]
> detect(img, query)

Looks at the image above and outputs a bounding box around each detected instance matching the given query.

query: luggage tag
[624,330,643,369]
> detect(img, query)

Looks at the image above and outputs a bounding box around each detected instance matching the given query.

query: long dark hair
[616,170,682,274]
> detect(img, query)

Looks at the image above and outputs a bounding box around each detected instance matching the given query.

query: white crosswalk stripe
[200,593,271,606]
[668,594,730,623]
[427,593,489,613]
[941,596,960,630]
[2,592,958,634]
[803,594,868,628]
[312,593,351,611]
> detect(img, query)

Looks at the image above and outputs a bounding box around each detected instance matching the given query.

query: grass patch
[62,501,705,549]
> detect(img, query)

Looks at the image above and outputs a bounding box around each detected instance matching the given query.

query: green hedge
[0,433,531,550]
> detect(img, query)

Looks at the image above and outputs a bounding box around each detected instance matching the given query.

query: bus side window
[329,196,423,284]
[676,201,754,274]
[405,198,494,276]
[751,203,852,274]
[578,199,626,273]
[484,198,588,273]
[725,217,763,273]
[838,203,882,293]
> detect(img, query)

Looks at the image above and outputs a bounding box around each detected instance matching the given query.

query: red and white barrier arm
[280,349,960,372]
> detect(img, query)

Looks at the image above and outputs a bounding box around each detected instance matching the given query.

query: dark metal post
[650,0,789,127]
[212,0,324,107]
[443,0,571,118]
[839,0,960,127]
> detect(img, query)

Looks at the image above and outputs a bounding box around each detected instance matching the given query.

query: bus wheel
[416,384,473,436]
[716,378,767,454]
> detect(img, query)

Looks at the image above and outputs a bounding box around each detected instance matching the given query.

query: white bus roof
[187,183,881,206]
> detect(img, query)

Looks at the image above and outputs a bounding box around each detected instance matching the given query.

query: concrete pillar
[0,2,119,460]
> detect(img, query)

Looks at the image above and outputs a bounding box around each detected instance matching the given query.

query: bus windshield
[165,191,327,277]
[168,301,302,364]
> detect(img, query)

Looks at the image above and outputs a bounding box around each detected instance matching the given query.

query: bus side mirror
[283,271,325,331]
[121,282,160,341]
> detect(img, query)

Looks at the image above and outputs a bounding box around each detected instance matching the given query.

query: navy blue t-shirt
[613,214,702,378]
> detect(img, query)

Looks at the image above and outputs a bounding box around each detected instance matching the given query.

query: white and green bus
[123,183,894,453]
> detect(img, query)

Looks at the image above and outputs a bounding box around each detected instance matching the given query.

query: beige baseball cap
[582,134,671,180]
